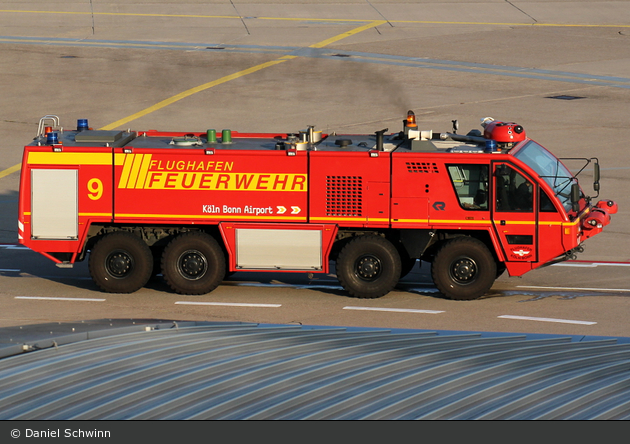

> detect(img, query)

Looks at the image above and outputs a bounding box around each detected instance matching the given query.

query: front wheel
[161,232,226,295]
[336,235,401,299]
[431,237,497,300]
[88,232,153,293]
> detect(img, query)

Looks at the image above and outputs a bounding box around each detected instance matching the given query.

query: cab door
[492,162,538,262]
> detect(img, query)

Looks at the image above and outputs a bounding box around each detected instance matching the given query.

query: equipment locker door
[491,162,538,262]
[31,168,78,239]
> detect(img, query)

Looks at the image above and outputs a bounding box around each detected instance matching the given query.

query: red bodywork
[18,118,616,281]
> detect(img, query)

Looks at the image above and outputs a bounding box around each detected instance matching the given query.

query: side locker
[31,169,78,239]
[366,181,390,227]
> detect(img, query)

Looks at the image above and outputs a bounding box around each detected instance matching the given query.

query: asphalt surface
[0,1,629,339]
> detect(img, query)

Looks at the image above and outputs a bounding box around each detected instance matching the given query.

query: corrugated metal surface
[0,321,629,420]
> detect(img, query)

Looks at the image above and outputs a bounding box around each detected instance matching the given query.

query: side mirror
[593,162,600,193]
[571,182,580,212]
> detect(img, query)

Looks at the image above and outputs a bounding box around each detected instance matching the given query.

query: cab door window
[540,188,558,212]
[494,165,533,212]
[447,164,489,210]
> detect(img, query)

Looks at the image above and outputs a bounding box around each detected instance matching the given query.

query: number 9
[87,178,103,200]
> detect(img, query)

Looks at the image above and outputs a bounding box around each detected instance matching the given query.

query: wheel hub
[356,255,381,280]
[106,251,133,278]
[451,258,477,283]
[179,251,207,280]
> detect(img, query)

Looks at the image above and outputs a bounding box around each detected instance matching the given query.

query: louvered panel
[1,322,629,420]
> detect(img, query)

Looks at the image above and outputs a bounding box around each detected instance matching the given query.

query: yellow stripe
[114,153,126,166]
[26,152,113,165]
[128,154,145,188]
[393,219,429,224]
[118,155,134,188]
[115,214,306,220]
[79,213,113,217]
[136,155,153,189]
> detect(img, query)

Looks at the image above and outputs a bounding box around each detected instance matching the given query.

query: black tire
[431,237,497,300]
[336,235,401,299]
[161,232,226,295]
[88,232,153,293]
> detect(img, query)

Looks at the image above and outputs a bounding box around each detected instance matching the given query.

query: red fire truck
[18,112,617,300]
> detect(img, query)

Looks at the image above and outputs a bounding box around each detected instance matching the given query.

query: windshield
[513,140,575,212]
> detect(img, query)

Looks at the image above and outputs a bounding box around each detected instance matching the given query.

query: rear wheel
[431,237,497,300]
[336,235,401,299]
[161,232,226,295]
[89,232,153,293]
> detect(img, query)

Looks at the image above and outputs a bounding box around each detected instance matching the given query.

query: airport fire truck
[18,112,617,300]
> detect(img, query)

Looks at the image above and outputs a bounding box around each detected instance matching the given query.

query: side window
[447,164,489,210]
[495,164,533,212]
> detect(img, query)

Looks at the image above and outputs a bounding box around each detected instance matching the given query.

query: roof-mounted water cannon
[483,119,525,142]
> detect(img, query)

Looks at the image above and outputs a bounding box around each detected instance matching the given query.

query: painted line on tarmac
[552,262,630,268]
[344,306,444,314]
[2,9,630,28]
[175,301,281,308]
[498,315,596,325]
[0,164,20,180]
[517,285,630,293]
[0,269,20,272]
[14,296,106,302]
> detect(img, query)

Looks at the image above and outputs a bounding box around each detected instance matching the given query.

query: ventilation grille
[326,176,363,217]
[406,162,439,173]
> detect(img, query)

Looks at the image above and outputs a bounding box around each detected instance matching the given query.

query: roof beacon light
[77,119,89,131]
[485,139,498,153]
[46,132,59,145]
[406,110,417,128]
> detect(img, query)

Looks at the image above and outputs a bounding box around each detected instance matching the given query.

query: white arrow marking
[291,206,301,214]
[277,206,286,214]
